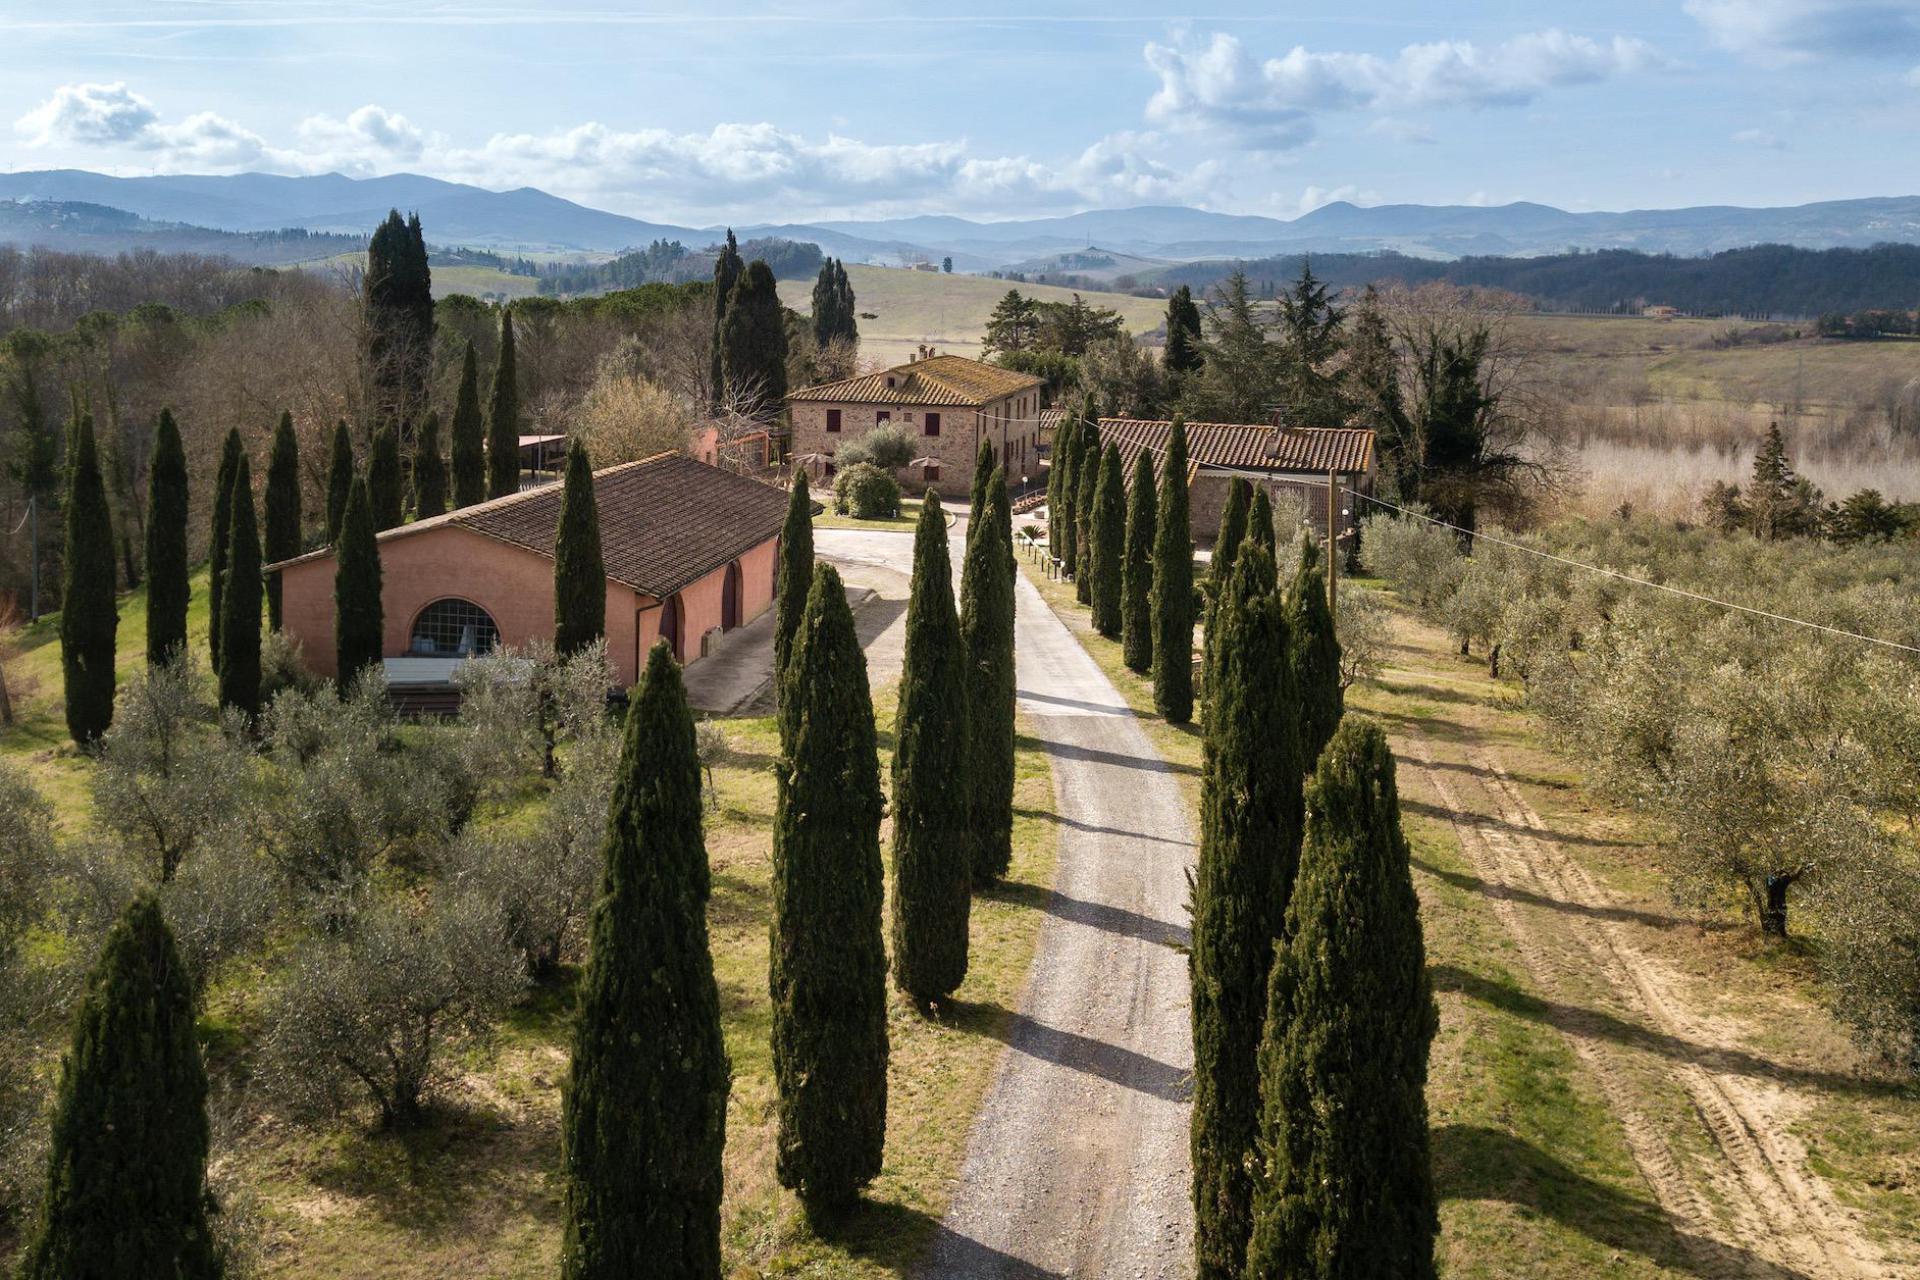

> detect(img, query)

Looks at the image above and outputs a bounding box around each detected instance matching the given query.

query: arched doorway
[409,597,501,657]
[657,593,682,661]
[721,561,743,631]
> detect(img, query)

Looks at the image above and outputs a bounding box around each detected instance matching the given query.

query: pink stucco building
[269,452,793,688]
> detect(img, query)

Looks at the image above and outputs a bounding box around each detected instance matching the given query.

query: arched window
[409,598,500,657]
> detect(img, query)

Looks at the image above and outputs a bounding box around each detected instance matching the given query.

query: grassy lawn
[4,572,1060,1279]
[810,496,923,532]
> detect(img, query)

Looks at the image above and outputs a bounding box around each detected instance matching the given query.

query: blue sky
[3,1,1919,224]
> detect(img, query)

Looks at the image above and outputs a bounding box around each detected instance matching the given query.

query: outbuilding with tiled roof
[269,452,797,688]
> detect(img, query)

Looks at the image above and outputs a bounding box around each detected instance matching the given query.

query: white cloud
[297,106,429,168]
[1732,127,1787,149]
[15,81,158,146]
[1144,29,1663,150]
[1687,1,1920,65]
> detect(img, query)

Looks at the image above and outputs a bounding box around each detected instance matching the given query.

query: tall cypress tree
[206,428,241,671]
[809,258,857,349]
[890,492,971,1003]
[61,415,117,745]
[1090,444,1125,638]
[772,563,888,1216]
[1190,544,1299,1280]
[1247,485,1275,556]
[333,476,383,689]
[17,896,222,1280]
[720,261,788,414]
[960,464,1016,885]
[217,456,262,717]
[1202,476,1252,693]
[774,470,814,694]
[562,642,729,1280]
[412,409,447,519]
[1166,284,1204,376]
[144,409,189,666]
[1287,538,1344,768]
[553,439,605,657]
[1073,424,1101,605]
[1151,418,1195,723]
[709,230,743,410]
[325,420,354,543]
[367,422,404,533]
[1052,412,1079,579]
[264,410,300,631]
[1121,449,1158,671]
[450,341,487,510]
[364,209,434,436]
[487,308,521,499]
[1247,720,1436,1280]
[835,260,858,345]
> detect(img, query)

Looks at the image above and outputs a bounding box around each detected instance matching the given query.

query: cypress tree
[1190,544,1299,1280]
[720,261,788,413]
[487,308,521,499]
[960,465,1016,885]
[1151,418,1195,724]
[207,428,241,671]
[367,422,404,532]
[144,409,189,666]
[890,491,971,1003]
[17,896,223,1279]
[969,437,994,519]
[562,642,729,1280]
[1121,448,1158,671]
[1073,424,1101,605]
[772,563,888,1216]
[1247,485,1275,556]
[709,230,743,409]
[325,419,353,543]
[450,341,487,509]
[217,456,262,717]
[1247,720,1437,1280]
[60,415,118,745]
[1090,444,1125,638]
[364,209,434,435]
[553,439,605,657]
[835,260,858,345]
[1166,284,1204,376]
[264,411,300,631]
[333,476,383,689]
[412,409,447,519]
[1052,412,1078,579]
[1287,538,1345,768]
[1202,477,1252,692]
[773,470,814,692]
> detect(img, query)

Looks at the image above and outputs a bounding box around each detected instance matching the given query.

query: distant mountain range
[3,168,1920,268]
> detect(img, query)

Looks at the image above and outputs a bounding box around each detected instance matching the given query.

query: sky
[2,1,1919,225]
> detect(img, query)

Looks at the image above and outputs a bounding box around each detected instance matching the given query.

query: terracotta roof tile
[1095,417,1375,480]
[788,353,1043,407]
[268,453,795,599]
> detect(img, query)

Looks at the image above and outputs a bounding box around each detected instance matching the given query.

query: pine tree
[325,420,354,543]
[772,563,888,1216]
[450,341,487,509]
[1090,444,1125,637]
[1202,477,1252,691]
[1246,720,1437,1280]
[562,643,729,1280]
[774,470,814,696]
[1287,538,1344,767]
[720,261,789,414]
[1073,424,1101,605]
[890,492,971,1003]
[207,429,241,671]
[333,476,383,688]
[553,439,605,657]
[1190,544,1299,1280]
[412,409,447,519]
[1165,285,1204,376]
[367,422,404,532]
[144,409,189,666]
[61,415,117,745]
[217,456,262,717]
[264,411,300,631]
[960,465,1016,885]
[1247,485,1275,555]
[1151,418,1195,723]
[487,308,521,499]
[1274,259,1349,428]
[709,230,743,410]
[1121,449,1158,671]
[17,896,223,1280]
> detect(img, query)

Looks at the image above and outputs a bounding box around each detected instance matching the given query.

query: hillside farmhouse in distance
[787,349,1046,494]
[1093,417,1377,544]
[268,453,792,691]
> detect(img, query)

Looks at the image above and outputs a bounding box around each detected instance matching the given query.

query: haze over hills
[3,169,1920,267]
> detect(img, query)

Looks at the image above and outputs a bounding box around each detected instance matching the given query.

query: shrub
[261,893,523,1128]
[833,463,901,519]
[835,424,914,472]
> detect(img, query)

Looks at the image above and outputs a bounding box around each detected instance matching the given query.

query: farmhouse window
[876,410,891,424]
[826,409,841,433]
[926,412,941,436]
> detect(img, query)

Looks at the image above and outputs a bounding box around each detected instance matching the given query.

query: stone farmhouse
[269,452,793,692]
[787,349,1047,495]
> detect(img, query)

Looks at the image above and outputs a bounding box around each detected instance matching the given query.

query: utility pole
[1325,470,1337,613]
